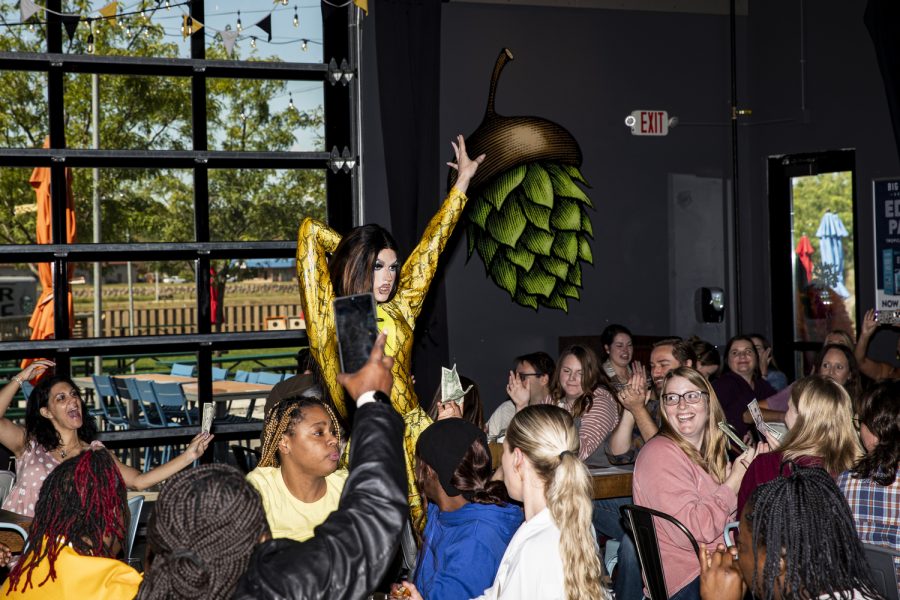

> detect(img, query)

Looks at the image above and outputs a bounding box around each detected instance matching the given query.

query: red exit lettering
[640,111,666,134]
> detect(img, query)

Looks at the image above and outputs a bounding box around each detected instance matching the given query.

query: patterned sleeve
[395,188,468,322]
[295,218,346,417]
[577,388,620,461]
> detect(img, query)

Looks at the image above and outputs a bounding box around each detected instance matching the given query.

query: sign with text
[874,177,900,309]
[627,110,669,136]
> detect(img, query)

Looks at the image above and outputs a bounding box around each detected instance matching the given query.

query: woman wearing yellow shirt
[247,396,348,541]
[3,449,141,600]
[296,135,484,530]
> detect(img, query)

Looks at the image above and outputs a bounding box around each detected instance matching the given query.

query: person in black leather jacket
[232,331,408,599]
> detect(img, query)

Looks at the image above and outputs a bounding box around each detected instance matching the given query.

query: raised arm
[855,309,900,380]
[0,361,53,456]
[576,387,620,461]
[396,135,485,319]
[296,217,346,416]
[115,432,213,491]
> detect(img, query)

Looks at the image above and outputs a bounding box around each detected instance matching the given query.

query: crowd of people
[0,135,895,600]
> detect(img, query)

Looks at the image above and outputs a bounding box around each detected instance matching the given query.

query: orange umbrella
[21,138,76,371]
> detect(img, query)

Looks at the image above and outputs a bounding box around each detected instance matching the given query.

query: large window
[0,0,359,395]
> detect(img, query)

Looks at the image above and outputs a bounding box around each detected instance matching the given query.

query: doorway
[768,150,858,380]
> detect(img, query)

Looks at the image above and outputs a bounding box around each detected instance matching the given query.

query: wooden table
[489,443,633,500]
[73,374,274,405]
[0,509,31,553]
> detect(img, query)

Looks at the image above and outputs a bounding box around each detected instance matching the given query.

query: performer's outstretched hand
[447,134,485,195]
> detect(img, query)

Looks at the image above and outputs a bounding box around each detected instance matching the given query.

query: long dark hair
[813,342,862,402]
[417,437,509,507]
[599,324,631,362]
[851,381,900,486]
[6,450,127,592]
[550,345,615,418]
[744,467,881,600]
[25,375,97,452]
[722,335,762,382]
[428,375,485,430]
[328,224,400,301]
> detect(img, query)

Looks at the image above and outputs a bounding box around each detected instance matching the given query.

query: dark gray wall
[360,1,900,413]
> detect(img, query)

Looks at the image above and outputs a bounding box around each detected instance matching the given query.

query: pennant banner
[98,1,118,27]
[353,0,368,14]
[61,15,80,41]
[221,28,238,56]
[20,0,40,22]
[254,14,271,42]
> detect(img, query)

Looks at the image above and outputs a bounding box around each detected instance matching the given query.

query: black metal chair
[620,504,700,600]
[231,445,261,474]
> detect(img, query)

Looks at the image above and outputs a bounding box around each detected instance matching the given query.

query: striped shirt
[541,388,619,463]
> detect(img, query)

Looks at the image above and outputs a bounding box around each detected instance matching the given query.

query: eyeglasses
[852,416,860,430]
[661,390,708,406]
[516,372,541,382]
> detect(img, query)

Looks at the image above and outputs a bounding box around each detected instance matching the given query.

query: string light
[236,11,242,33]
[288,92,294,110]
[239,106,247,121]
[87,33,94,53]
[165,0,170,10]
[301,39,308,52]
[279,0,289,5]
[250,36,256,49]
[293,7,299,28]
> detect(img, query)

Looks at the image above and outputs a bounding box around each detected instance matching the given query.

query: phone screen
[334,293,379,374]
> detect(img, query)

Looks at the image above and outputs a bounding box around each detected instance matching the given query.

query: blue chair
[212,367,228,381]
[134,380,177,428]
[281,373,295,382]
[233,370,250,383]
[256,372,281,386]
[125,495,145,561]
[91,375,130,430]
[246,372,261,384]
[151,382,195,426]
[170,363,195,377]
[0,522,28,554]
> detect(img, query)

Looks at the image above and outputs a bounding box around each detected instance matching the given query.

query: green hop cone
[466,162,593,312]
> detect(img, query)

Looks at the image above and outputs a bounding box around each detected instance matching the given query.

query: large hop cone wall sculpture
[450,49,594,312]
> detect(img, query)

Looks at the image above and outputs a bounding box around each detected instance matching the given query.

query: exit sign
[627,110,669,136]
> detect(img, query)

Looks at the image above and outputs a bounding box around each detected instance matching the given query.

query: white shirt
[485,401,517,440]
[473,508,564,600]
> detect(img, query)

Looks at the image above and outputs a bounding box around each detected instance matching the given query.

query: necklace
[58,441,80,459]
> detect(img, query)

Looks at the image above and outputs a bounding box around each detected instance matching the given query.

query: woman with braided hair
[296,135,484,530]
[699,467,883,600]
[2,449,141,599]
[246,396,348,542]
[136,464,269,600]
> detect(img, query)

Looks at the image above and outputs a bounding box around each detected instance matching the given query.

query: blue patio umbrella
[815,210,850,298]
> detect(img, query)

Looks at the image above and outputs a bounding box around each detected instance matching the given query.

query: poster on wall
[873,177,900,310]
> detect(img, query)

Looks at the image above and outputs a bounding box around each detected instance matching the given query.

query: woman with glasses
[713,335,777,439]
[0,363,211,518]
[736,375,862,517]
[633,367,761,600]
[541,345,619,466]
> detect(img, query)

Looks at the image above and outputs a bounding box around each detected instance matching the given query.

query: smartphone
[334,293,379,374]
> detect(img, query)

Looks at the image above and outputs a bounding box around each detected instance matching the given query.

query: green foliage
[791,171,854,272]
[466,162,594,312]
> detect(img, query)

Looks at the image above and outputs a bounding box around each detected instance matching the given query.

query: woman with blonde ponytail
[402,404,609,600]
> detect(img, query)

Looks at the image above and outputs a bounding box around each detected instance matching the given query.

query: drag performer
[296,135,484,529]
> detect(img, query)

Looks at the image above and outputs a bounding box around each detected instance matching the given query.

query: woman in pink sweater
[633,367,763,600]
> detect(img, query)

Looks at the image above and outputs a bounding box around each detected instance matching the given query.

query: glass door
[768,150,858,379]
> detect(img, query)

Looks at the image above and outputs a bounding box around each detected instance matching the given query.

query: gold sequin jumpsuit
[296,187,468,531]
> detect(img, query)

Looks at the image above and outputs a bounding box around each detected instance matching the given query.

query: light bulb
[288,93,294,110]
[28,23,34,32]
[236,12,242,33]
[87,34,94,53]
[280,0,288,5]
[250,36,256,49]
[293,8,299,27]
[301,39,308,52]
[165,0,170,9]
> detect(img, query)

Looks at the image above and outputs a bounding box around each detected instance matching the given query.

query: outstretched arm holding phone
[234,332,408,600]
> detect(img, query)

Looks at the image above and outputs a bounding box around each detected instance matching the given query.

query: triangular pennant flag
[98,1,118,27]
[181,15,191,39]
[221,29,238,56]
[254,14,271,42]
[353,0,368,14]
[191,18,203,36]
[20,0,40,23]
[62,15,81,41]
